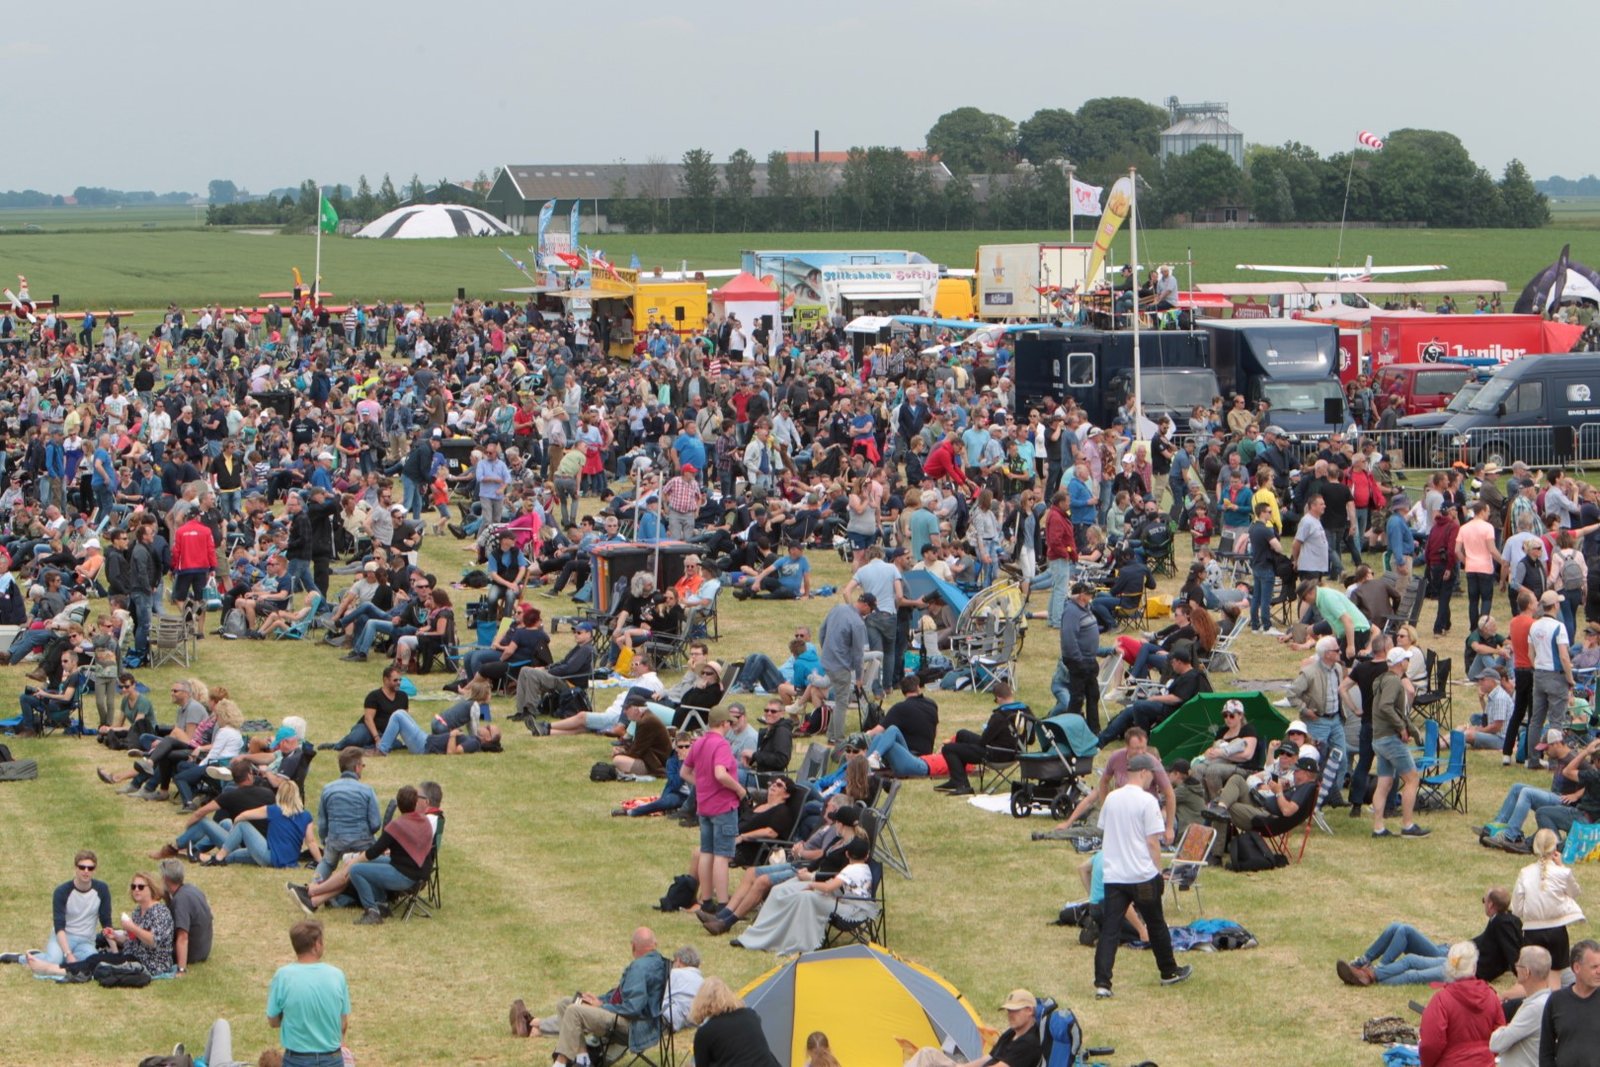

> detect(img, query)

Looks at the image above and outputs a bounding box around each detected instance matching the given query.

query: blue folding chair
[1410,718,1441,773]
[1418,729,1467,814]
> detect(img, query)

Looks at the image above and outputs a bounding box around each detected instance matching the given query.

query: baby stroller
[1010,714,1100,819]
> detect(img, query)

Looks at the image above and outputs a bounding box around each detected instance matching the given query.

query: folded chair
[1164,822,1217,914]
[1418,729,1468,814]
[392,812,446,921]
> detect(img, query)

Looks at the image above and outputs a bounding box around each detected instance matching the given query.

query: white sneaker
[1265,628,1286,637]
[1502,755,1512,767]
[867,752,883,771]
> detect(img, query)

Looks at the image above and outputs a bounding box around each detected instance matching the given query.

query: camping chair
[1255,788,1318,865]
[1200,613,1248,678]
[392,812,445,921]
[1413,656,1452,728]
[974,706,1039,796]
[34,670,88,736]
[1418,729,1468,814]
[1164,822,1217,914]
[1383,576,1426,636]
[1141,523,1177,577]
[1098,653,1131,706]
[968,616,1022,694]
[149,614,195,669]
[596,987,671,1067]
[794,742,831,787]
[270,592,324,640]
[870,777,911,878]
[1410,718,1442,774]
[1112,592,1147,632]
[826,853,886,947]
[685,580,723,642]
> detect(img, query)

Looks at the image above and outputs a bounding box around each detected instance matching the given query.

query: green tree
[376,174,399,212]
[723,148,757,232]
[352,175,375,221]
[1161,145,1241,218]
[925,107,1016,174]
[908,162,940,230]
[1017,108,1081,165]
[1074,97,1169,174]
[472,169,491,207]
[207,179,237,205]
[406,174,425,203]
[1499,159,1551,228]
[765,150,792,231]
[942,172,978,229]
[679,148,719,232]
[839,147,871,229]
[790,164,822,231]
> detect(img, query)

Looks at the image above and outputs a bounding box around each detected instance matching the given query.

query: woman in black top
[459,606,551,690]
[689,978,781,1067]
[1199,698,1263,799]
[731,776,801,868]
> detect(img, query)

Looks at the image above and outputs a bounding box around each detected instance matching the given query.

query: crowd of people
[8,287,1600,1065]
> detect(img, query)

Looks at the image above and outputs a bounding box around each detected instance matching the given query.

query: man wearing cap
[1096,646,1210,747]
[514,623,598,722]
[901,989,1040,1067]
[1528,590,1576,771]
[661,465,705,542]
[309,452,336,493]
[1479,730,1578,849]
[1286,636,1349,808]
[1370,645,1430,838]
[323,562,384,647]
[1093,751,1191,999]
[1213,749,1320,833]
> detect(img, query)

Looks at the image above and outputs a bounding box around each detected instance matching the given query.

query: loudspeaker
[675,307,685,323]
[51,294,60,308]
[1323,397,1343,425]
[760,315,774,331]
[457,287,466,301]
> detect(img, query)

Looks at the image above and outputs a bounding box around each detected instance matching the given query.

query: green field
[0,523,1569,1067]
[4,222,1598,312]
[0,204,206,234]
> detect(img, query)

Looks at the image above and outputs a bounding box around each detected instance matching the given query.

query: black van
[1439,353,1600,467]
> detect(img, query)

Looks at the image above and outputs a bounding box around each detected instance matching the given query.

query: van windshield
[1444,381,1482,413]
[1261,379,1345,415]
[1141,371,1220,411]
[1467,376,1515,414]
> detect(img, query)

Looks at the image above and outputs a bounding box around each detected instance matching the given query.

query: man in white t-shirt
[1527,590,1575,771]
[1093,753,1192,999]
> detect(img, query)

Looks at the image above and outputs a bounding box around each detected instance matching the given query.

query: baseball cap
[843,732,869,752]
[1000,989,1036,1011]
[1537,729,1567,752]
[272,725,297,747]
[1386,647,1411,666]
[1127,753,1159,773]
[681,463,695,473]
[1275,741,1297,758]
[1285,720,1309,736]
[431,428,443,438]
[362,561,378,572]
[318,451,333,462]
[390,504,406,513]
[1297,744,1322,763]
[573,621,596,632]
[1294,756,1320,773]
[1540,590,1563,608]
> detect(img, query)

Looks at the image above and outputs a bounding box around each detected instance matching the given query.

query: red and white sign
[1070,178,1104,217]
[1369,314,1555,369]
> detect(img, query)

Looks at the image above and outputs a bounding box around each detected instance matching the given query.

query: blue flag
[568,201,579,252]
[629,251,641,271]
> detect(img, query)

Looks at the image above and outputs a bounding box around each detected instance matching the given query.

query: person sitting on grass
[611,698,672,777]
[1335,886,1522,986]
[287,785,436,926]
[20,869,173,981]
[1478,730,1580,851]
[613,733,695,818]
[0,850,109,971]
[197,780,321,869]
[897,988,1041,1067]
[535,652,663,738]
[732,542,812,601]
[1465,668,1513,751]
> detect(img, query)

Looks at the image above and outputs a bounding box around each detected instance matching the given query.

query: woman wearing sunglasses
[19,868,174,980]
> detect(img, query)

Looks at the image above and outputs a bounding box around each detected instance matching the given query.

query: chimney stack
[814,130,820,163]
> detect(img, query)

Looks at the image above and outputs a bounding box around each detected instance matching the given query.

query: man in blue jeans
[1479,729,1576,849]
[1337,887,1522,986]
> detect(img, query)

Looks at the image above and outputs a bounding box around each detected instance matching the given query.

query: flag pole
[1336,138,1357,269]
[1129,166,1142,446]
[313,185,323,305]
[1067,163,1076,244]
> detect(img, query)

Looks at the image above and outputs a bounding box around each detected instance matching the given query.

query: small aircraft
[1236,254,1447,281]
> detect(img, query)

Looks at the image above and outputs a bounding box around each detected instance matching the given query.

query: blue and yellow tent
[739,943,986,1067]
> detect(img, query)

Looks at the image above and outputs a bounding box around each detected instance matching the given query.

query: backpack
[221,608,249,638]
[1225,830,1287,872]
[1559,550,1585,592]
[656,873,699,912]
[589,761,619,782]
[93,960,152,988]
[1041,1005,1084,1067]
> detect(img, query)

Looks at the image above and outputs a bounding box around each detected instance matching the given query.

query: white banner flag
[1070,178,1104,217]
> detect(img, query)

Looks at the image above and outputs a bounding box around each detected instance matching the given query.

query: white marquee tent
[354,204,513,239]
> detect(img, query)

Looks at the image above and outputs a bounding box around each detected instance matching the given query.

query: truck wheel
[1484,445,1508,469]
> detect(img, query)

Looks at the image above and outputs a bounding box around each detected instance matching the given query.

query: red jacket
[922,438,967,487]
[1044,506,1078,562]
[171,519,218,573]
[1418,977,1502,1067]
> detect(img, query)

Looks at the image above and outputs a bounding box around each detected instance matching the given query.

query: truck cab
[1199,320,1344,434]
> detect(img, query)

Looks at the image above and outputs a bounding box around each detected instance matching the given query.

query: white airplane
[1235,254,1447,280]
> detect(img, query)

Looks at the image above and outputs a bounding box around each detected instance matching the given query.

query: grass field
[0,205,206,233]
[6,222,1600,313]
[0,519,1568,1067]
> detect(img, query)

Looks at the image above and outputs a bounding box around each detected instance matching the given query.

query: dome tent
[354,204,513,239]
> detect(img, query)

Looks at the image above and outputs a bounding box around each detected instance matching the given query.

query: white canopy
[354,204,514,239]
[845,315,895,334]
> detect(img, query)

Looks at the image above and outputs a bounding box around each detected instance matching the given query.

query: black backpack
[656,874,699,912]
[93,960,152,988]
[1225,830,1287,873]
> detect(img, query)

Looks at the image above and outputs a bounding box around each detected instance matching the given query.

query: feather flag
[629,251,641,271]
[317,191,339,234]
[535,200,556,267]
[568,201,579,252]
[1356,130,1385,151]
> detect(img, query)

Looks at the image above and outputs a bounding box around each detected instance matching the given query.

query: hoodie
[1419,977,1504,1067]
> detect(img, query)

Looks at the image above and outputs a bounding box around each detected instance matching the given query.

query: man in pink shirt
[1455,500,1505,633]
[684,707,747,914]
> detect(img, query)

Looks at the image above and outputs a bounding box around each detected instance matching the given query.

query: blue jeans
[1492,783,1563,837]
[402,475,421,519]
[463,648,502,680]
[336,602,388,634]
[1130,643,1168,679]
[7,628,54,662]
[1098,700,1171,746]
[1536,805,1584,836]
[734,653,785,693]
[867,725,929,777]
[1250,564,1276,630]
[285,558,315,595]
[348,857,416,911]
[1468,653,1510,681]
[330,721,377,750]
[1560,590,1580,643]
[1363,922,1446,973]
[177,818,232,851]
[221,820,272,866]
[283,1051,345,1067]
[625,790,686,817]
[377,710,429,755]
[39,934,98,966]
[1090,595,1120,632]
[1047,558,1072,628]
[1304,715,1347,803]
[130,590,153,655]
[352,618,399,656]
[1048,659,1073,717]
[173,761,212,804]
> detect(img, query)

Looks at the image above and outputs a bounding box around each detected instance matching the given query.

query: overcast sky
[8,1,1583,193]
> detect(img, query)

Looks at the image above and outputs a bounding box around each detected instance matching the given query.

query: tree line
[204,171,493,227]
[603,98,1549,233]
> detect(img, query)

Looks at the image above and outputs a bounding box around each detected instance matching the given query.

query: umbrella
[1148,691,1289,763]
[740,944,986,1067]
[900,570,970,616]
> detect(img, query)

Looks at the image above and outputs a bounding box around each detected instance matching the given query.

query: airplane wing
[1362,265,1448,275]
[639,268,738,281]
[1235,264,1343,275]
